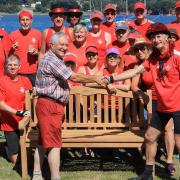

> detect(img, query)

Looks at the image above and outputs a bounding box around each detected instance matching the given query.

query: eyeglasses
[86,52,98,57]
[107,54,120,59]
[156,60,166,81]
[134,45,147,53]
[135,9,145,14]
[69,13,81,18]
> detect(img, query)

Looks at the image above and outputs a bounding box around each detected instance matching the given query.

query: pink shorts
[36,97,65,148]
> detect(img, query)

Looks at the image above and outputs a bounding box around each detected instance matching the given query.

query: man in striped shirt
[33,32,106,180]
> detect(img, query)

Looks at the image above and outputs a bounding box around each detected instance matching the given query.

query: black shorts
[150,100,180,134]
[4,130,20,156]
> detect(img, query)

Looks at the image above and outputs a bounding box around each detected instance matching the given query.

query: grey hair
[73,23,87,33]
[5,54,20,66]
[50,32,68,44]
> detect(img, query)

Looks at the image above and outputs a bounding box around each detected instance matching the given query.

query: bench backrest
[62,86,152,130]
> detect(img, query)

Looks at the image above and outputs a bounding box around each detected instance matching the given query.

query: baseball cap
[49,2,65,17]
[106,47,120,56]
[103,4,116,12]
[175,1,180,9]
[90,12,103,21]
[64,54,77,64]
[134,2,146,11]
[115,22,129,31]
[85,46,98,54]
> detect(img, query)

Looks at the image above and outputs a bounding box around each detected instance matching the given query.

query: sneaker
[128,172,153,180]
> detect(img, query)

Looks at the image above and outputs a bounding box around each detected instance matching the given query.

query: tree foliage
[0,0,178,14]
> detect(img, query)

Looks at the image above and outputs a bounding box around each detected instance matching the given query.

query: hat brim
[49,12,65,17]
[146,30,170,39]
[129,42,152,54]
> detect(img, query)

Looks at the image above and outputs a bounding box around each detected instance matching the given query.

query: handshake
[96,75,114,87]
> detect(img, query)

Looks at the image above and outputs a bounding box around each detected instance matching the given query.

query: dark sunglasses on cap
[69,13,81,18]
[107,53,120,59]
[86,52,98,57]
[134,45,147,53]
[105,12,115,16]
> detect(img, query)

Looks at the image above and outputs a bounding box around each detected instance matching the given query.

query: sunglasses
[156,60,166,81]
[86,52,98,57]
[116,29,127,35]
[105,12,115,16]
[107,54,120,59]
[134,45,147,53]
[69,13,81,18]
[135,9,145,14]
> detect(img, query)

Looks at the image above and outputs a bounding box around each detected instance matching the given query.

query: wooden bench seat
[19,86,152,179]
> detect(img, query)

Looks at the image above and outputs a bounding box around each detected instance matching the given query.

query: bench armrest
[18,115,31,130]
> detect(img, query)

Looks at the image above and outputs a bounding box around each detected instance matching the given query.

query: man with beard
[10,9,41,86]
[104,23,180,180]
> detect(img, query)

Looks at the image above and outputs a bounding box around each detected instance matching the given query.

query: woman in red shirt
[130,37,175,174]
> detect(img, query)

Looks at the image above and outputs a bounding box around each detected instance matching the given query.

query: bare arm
[70,72,106,86]
[114,78,131,91]
[0,101,17,115]
[113,64,146,82]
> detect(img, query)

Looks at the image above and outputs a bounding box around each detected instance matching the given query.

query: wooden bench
[18,86,152,179]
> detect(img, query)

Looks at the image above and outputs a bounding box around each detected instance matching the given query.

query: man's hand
[16,110,31,117]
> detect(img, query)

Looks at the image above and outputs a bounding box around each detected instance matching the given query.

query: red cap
[134,2,146,11]
[103,4,116,12]
[175,1,180,9]
[85,46,98,54]
[90,12,103,21]
[64,54,77,63]
[19,10,33,19]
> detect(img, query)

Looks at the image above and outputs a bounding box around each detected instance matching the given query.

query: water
[0,14,176,33]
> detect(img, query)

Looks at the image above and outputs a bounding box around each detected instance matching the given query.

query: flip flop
[167,163,176,174]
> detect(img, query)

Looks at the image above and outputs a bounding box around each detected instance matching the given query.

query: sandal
[167,164,176,174]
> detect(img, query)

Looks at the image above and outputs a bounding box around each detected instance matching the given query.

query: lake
[0,14,176,33]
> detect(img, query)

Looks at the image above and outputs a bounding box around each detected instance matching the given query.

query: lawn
[0,143,179,180]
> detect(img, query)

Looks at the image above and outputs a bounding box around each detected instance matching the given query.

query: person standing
[0,55,31,164]
[38,1,68,61]
[33,32,106,180]
[104,23,180,180]
[10,9,41,86]
[101,4,117,41]
[0,29,12,76]
[66,4,83,42]
[132,2,152,38]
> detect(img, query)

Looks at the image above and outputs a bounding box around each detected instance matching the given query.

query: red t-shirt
[45,27,70,50]
[101,22,117,42]
[0,29,12,76]
[141,70,157,100]
[87,30,110,66]
[0,75,32,131]
[134,20,152,39]
[68,41,92,67]
[142,53,180,112]
[10,28,42,74]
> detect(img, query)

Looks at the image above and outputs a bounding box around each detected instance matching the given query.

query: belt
[39,95,66,106]
[39,95,58,102]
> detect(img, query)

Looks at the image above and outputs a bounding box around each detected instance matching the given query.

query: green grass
[0,144,179,180]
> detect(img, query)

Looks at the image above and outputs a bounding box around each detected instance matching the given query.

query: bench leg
[20,135,28,179]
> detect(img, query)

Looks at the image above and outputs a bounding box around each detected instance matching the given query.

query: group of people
[0,1,180,180]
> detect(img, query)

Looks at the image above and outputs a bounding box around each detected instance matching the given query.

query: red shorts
[36,97,65,148]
